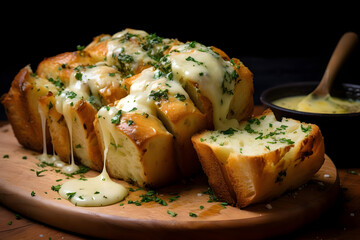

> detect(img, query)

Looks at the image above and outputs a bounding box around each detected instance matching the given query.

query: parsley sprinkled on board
[51,185,61,192]
[189,212,198,218]
[128,189,168,206]
[202,188,219,202]
[167,210,178,217]
[36,169,47,177]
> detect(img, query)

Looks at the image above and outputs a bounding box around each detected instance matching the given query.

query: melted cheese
[36,29,247,207]
[200,113,309,156]
[58,169,128,207]
[55,93,80,174]
[37,103,64,165]
[169,43,239,130]
[106,29,150,71]
[36,104,51,163]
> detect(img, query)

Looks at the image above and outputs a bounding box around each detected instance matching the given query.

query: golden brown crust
[72,100,103,171]
[156,96,207,177]
[191,133,236,205]
[1,66,52,152]
[36,51,94,85]
[228,59,254,121]
[84,34,111,62]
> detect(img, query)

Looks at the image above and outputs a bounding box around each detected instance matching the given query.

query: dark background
[1,5,359,120]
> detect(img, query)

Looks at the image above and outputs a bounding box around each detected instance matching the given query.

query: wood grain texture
[0,123,339,240]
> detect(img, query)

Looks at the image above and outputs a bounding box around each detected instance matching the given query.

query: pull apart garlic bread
[2,28,254,189]
[192,109,325,208]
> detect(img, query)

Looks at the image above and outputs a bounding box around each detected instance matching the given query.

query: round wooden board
[0,124,339,240]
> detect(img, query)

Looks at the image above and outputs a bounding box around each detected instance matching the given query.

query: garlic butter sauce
[273,95,360,114]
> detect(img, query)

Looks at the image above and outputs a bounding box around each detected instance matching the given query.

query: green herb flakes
[66,192,76,200]
[167,210,177,217]
[189,212,198,218]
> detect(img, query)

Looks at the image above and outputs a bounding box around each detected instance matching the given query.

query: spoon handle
[314,32,358,96]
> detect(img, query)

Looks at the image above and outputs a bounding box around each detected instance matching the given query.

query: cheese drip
[58,153,128,207]
[54,68,96,174]
[169,42,239,130]
[36,104,63,166]
[56,70,128,206]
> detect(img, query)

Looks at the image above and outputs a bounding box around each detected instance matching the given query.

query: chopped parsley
[36,169,47,177]
[75,72,83,81]
[111,110,123,124]
[185,56,204,66]
[202,188,219,203]
[279,138,295,145]
[51,185,62,192]
[167,210,178,217]
[174,93,186,101]
[66,192,76,200]
[301,125,312,133]
[65,91,77,99]
[189,212,198,218]
[128,190,168,206]
[48,77,64,90]
[220,128,238,136]
[149,89,169,101]
[76,45,85,51]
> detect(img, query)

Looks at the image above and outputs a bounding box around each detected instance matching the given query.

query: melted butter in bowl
[272,95,360,114]
[261,82,360,167]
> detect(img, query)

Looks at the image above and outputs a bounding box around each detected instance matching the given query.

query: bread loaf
[191,109,325,207]
[1,28,254,188]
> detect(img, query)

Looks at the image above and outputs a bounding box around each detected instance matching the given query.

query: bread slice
[1,66,57,152]
[191,109,325,207]
[119,67,207,177]
[168,43,254,130]
[38,92,103,171]
[94,108,179,188]
[38,93,70,162]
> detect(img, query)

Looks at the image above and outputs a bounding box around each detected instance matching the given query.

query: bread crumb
[197,193,202,197]
[265,203,272,210]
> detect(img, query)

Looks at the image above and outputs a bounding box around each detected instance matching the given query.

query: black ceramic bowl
[260,81,360,168]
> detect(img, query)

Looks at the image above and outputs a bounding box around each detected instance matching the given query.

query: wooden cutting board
[0,124,339,240]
